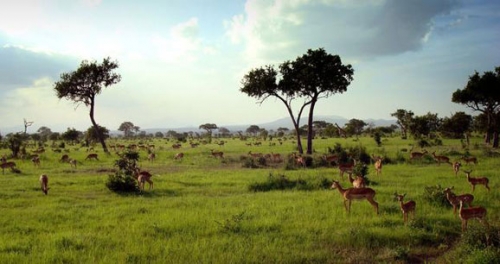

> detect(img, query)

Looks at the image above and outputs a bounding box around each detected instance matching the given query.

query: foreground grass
[0,136,499,263]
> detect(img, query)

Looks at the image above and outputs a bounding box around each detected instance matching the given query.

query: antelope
[39,174,49,195]
[443,187,474,215]
[461,156,477,165]
[330,180,379,215]
[373,156,383,176]
[410,150,428,161]
[347,172,366,188]
[248,151,263,159]
[31,156,41,167]
[431,151,452,165]
[148,153,156,162]
[453,162,461,176]
[211,150,224,159]
[174,152,184,160]
[68,159,77,169]
[394,193,416,224]
[291,153,305,168]
[85,153,99,161]
[134,169,153,191]
[323,154,338,166]
[338,161,355,179]
[1,161,16,174]
[459,200,488,232]
[60,154,70,163]
[172,143,182,149]
[464,170,490,192]
[270,153,282,163]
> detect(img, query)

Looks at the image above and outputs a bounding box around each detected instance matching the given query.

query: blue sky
[0,0,499,133]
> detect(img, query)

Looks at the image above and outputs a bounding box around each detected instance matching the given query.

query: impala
[459,200,488,232]
[174,152,184,160]
[323,154,338,166]
[39,174,49,195]
[443,187,474,215]
[330,180,378,215]
[431,151,452,165]
[1,161,16,174]
[148,153,156,162]
[135,169,153,191]
[453,162,461,176]
[270,153,282,163]
[373,156,383,176]
[68,159,77,169]
[85,153,99,161]
[348,172,366,188]
[394,193,416,224]
[461,156,477,165]
[211,150,224,158]
[338,161,355,179]
[248,151,263,159]
[60,154,70,163]
[464,170,490,192]
[31,156,41,167]
[410,150,428,160]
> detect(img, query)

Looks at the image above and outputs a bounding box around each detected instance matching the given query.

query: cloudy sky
[0,0,499,134]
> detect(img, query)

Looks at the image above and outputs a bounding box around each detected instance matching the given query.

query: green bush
[423,185,449,208]
[106,151,140,193]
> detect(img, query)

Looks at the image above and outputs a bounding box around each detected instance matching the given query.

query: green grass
[0,135,499,263]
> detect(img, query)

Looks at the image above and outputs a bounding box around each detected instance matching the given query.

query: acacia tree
[391,109,414,139]
[241,48,354,154]
[199,123,218,143]
[54,57,121,153]
[452,67,500,148]
[118,121,139,138]
[345,119,367,139]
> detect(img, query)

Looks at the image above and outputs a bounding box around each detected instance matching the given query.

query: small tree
[106,151,140,193]
[54,57,121,153]
[246,125,261,136]
[61,128,82,144]
[85,125,110,145]
[199,123,218,143]
[391,109,414,139]
[118,121,137,138]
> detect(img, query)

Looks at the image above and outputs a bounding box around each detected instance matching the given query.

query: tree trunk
[493,131,499,148]
[89,97,109,154]
[306,99,317,155]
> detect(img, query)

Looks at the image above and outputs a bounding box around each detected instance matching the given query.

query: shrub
[248,173,309,192]
[106,151,140,193]
[423,185,449,208]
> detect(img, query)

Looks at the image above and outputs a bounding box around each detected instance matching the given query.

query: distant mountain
[136,115,396,135]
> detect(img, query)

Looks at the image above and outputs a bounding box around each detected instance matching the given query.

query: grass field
[0,136,499,263]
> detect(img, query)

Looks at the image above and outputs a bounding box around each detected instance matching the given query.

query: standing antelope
[148,153,156,162]
[68,159,77,169]
[458,200,488,232]
[443,187,474,216]
[461,156,477,165]
[338,161,355,179]
[453,162,461,176]
[323,154,338,166]
[347,172,366,188]
[431,151,452,165]
[174,152,184,160]
[135,169,153,191]
[60,154,70,163]
[85,153,99,161]
[373,156,382,176]
[464,170,490,192]
[330,180,379,215]
[394,193,416,224]
[210,150,224,159]
[1,161,16,174]
[39,174,49,195]
[409,150,428,161]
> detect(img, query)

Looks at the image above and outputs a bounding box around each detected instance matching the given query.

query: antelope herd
[0,139,495,233]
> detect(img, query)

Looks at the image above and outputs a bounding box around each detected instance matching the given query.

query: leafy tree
[440,112,473,139]
[50,132,60,141]
[313,120,329,137]
[118,121,137,138]
[241,48,353,154]
[391,109,414,139]
[154,131,164,138]
[452,66,500,147]
[54,57,121,153]
[345,119,367,139]
[61,128,82,143]
[199,123,218,143]
[85,125,110,144]
[7,133,27,158]
[259,128,269,140]
[218,127,231,137]
[409,112,441,139]
[37,126,52,142]
[246,125,261,136]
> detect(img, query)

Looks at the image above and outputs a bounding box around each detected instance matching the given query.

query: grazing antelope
[394,193,416,224]
[31,156,41,167]
[172,143,182,149]
[431,151,452,165]
[39,174,49,195]
[459,200,488,232]
[347,172,366,188]
[1,161,16,174]
[85,153,99,161]
[461,156,477,165]
[60,154,70,163]
[331,181,378,215]
[453,162,461,176]
[174,152,184,160]
[410,150,428,161]
[68,159,77,169]
[464,170,490,192]
[443,187,474,215]
[148,153,156,162]
[135,169,153,191]
[211,150,224,158]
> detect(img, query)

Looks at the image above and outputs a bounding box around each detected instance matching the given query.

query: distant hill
[137,115,397,135]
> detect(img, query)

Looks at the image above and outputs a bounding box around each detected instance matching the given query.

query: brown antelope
[338,161,355,179]
[31,156,41,167]
[347,172,366,188]
[68,159,77,169]
[464,170,490,192]
[393,193,416,223]
[461,156,477,165]
[174,152,184,160]
[211,150,224,158]
[431,151,452,165]
[323,154,338,166]
[39,174,49,195]
[1,161,16,174]
[85,153,99,161]
[453,162,461,176]
[135,169,153,191]
[248,151,263,159]
[373,156,383,176]
[330,180,378,215]
[148,153,156,162]
[443,187,474,215]
[270,153,282,163]
[410,150,428,161]
[172,143,182,149]
[60,154,70,163]
[291,153,305,168]
[459,200,488,232]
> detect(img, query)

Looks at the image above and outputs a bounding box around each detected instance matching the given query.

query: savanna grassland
[0,135,499,264]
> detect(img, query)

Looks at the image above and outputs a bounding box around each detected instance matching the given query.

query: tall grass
[0,135,498,263]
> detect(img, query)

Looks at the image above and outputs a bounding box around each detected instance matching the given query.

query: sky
[0,0,499,134]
